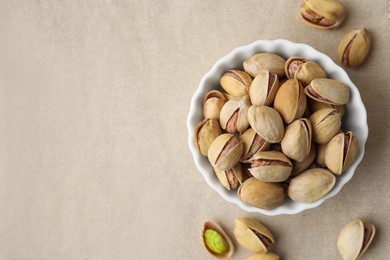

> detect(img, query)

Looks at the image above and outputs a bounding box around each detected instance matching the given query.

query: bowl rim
[187,39,368,215]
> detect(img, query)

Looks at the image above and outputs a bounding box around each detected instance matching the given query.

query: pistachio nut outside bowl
[187,39,368,215]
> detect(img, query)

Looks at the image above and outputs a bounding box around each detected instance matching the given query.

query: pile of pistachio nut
[194,52,361,210]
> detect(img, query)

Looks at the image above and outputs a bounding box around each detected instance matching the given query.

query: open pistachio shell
[202,220,235,259]
[281,118,312,162]
[315,142,328,167]
[295,61,327,86]
[274,79,307,124]
[238,178,285,209]
[249,151,292,182]
[291,143,316,177]
[308,99,345,117]
[219,96,251,134]
[337,219,376,260]
[208,134,244,170]
[300,0,345,29]
[243,53,286,78]
[220,70,253,97]
[234,218,275,253]
[309,107,341,144]
[194,119,223,156]
[249,70,279,106]
[247,252,280,260]
[305,78,350,105]
[325,131,359,175]
[248,105,284,143]
[288,168,336,203]
[285,56,307,79]
[239,128,270,163]
[338,28,372,67]
[203,90,227,120]
[214,164,244,190]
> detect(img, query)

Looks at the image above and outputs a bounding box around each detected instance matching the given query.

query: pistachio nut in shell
[288,168,336,203]
[310,107,341,144]
[291,143,316,177]
[208,134,244,170]
[238,178,285,209]
[247,252,280,260]
[274,79,307,124]
[203,90,227,120]
[308,99,345,117]
[194,119,223,156]
[325,131,359,175]
[249,151,292,182]
[338,28,372,67]
[219,96,251,134]
[239,128,270,163]
[249,70,279,106]
[295,61,327,86]
[281,118,312,162]
[285,56,307,79]
[305,78,350,105]
[202,220,234,259]
[214,163,244,190]
[243,53,286,78]
[337,219,376,260]
[220,70,253,97]
[300,0,346,29]
[315,142,328,167]
[248,105,284,143]
[234,218,274,253]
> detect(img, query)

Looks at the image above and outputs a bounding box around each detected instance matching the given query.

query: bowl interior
[187,39,368,215]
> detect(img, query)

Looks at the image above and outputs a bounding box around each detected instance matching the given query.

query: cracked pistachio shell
[243,53,286,78]
[310,107,341,144]
[325,131,359,175]
[281,118,312,162]
[220,70,253,97]
[305,78,350,105]
[238,178,285,209]
[248,106,284,143]
[208,134,244,170]
[300,0,345,29]
[315,142,328,167]
[274,79,307,124]
[285,56,307,79]
[338,28,372,67]
[295,61,327,86]
[291,144,316,177]
[234,218,275,253]
[247,252,280,260]
[337,219,376,260]
[203,90,227,120]
[249,70,280,106]
[219,96,251,134]
[202,220,234,259]
[194,119,223,156]
[308,99,345,117]
[239,128,270,163]
[288,168,336,203]
[249,151,292,182]
[214,163,244,190]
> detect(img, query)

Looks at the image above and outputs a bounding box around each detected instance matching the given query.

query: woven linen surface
[0,0,389,259]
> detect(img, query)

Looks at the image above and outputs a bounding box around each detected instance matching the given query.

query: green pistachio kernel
[204,229,229,254]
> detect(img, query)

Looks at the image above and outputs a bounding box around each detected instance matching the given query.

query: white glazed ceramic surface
[187,40,368,215]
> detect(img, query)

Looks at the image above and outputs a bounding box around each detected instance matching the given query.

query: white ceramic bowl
[187,39,368,215]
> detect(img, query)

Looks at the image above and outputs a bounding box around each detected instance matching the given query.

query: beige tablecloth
[0,1,389,259]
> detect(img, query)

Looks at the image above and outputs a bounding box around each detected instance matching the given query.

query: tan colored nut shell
[285,56,307,79]
[288,168,336,203]
[203,90,227,120]
[291,144,316,177]
[249,70,280,106]
[308,99,345,117]
[274,79,307,124]
[213,163,244,190]
[315,142,328,167]
[325,131,359,175]
[337,219,376,260]
[300,0,345,29]
[208,134,244,170]
[202,220,235,259]
[247,252,280,260]
[219,96,251,134]
[239,128,270,163]
[248,105,284,143]
[281,118,312,162]
[338,28,372,67]
[310,107,341,144]
[243,53,286,78]
[295,61,327,86]
[220,70,253,97]
[249,151,292,182]
[305,78,350,105]
[238,178,285,209]
[234,218,274,253]
[194,119,223,156]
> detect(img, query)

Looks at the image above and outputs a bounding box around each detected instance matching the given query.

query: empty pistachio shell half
[274,79,307,124]
[308,99,345,117]
[305,78,350,105]
[325,131,359,175]
[220,70,253,97]
[247,252,280,260]
[248,105,284,143]
[249,70,280,106]
[213,163,244,190]
[239,128,270,163]
[208,134,244,170]
[194,119,223,156]
[300,0,346,29]
[243,53,286,78]
[337,219,376,260]
[281,118,312,162]
[291,143,316,177]
[288,168,336,203]
[234,218,275,253]
[309,107,341,144]
[238,178,285,209]
[249,151,292,182]
[338,28,372,67]
[203,90,227,120]
[202,220,234,259]
[219,95,251,134]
